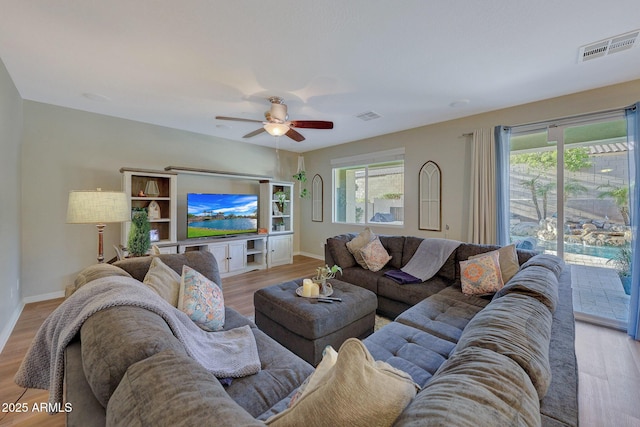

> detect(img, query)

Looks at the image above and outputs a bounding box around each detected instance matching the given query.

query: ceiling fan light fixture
[264,122,290,136]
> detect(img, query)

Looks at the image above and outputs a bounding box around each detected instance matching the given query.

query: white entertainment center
[120,167,294,277]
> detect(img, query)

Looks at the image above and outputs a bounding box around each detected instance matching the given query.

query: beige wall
[298,79,640,258]
[10,78,640,302]
[0,57,23,346]
[20,101,300,299]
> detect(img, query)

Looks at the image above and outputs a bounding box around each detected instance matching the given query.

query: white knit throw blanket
[401,238,461,281]
[14,276,261,406]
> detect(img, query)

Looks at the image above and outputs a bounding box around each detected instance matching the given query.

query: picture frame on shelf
[149,229,160,242]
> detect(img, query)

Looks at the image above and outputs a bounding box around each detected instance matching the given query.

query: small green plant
[607,245,632,295]
[127,210,151,256]
[293,171,310,198]
[314,264,343,281]
[274,191,287,213]
[608,245,632,278]
[381,193,403,199]
[292,170,307,183]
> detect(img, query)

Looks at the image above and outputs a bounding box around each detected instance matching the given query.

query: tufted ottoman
[254,278,377,365]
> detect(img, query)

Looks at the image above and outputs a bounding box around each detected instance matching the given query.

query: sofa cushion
[223,328,314,417]
[493,264,559,313]
[346,227,376,268]
[143,257,181,306]
[460,251,504,296]
[456,293,553,399]
[80,306,187,408]
[114,251,221,287]
[364,321,455,388]
[106,349,263,427]
[394,347,541,427]
[377,275,449,308]
[359,237,393,272]
[266,338,417,427]
[520,253,566,280]
[340,267,383,293]
[67,263,132,298]
[395,286,490,343]
[326,234,358,269]
[378,235,405,269]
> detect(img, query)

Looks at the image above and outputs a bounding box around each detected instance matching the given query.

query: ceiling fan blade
[290,120,334,129]
[243,128,266,138]
[286,128,305,142]
[215,116,263,124]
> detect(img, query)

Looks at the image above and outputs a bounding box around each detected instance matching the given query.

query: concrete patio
[568,254,630,330]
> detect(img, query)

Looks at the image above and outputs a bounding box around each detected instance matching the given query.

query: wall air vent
[579,30,639,63]
[356,111,382,121]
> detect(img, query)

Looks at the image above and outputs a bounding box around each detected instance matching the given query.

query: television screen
[187,193,258,238]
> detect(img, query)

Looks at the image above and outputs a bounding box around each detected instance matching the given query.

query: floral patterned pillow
[359,237,392,272]
[178,265,225,331]
[460,251,504,296]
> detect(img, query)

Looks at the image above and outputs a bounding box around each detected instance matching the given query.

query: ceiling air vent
[356,111,382,121]
[579,30,639,63]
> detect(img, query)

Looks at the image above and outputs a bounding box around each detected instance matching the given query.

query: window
[332,149,404,225]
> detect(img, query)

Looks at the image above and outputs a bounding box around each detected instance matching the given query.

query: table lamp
[67,188,130,263]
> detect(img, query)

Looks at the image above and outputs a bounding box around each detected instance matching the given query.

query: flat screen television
[187,193,258,239]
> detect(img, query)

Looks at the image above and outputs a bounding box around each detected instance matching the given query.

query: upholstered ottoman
[254,278,377,365]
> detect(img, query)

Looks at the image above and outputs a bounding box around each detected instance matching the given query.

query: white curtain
[467,129,497,244]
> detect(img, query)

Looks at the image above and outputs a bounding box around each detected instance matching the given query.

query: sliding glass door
[507,116,632,325]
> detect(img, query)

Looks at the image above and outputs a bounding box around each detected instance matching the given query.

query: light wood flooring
[1,255,638,426]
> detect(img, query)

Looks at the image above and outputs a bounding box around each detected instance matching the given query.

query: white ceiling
[1,1,640,153]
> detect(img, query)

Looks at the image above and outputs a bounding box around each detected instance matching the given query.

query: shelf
[121,169,177,249]
[132,197,171,201]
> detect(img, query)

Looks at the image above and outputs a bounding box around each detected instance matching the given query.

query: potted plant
[127,210,151,257]
[274,191,287,214]
[293,170,309,198]
[607,245,632,295]
[313,264,342,295]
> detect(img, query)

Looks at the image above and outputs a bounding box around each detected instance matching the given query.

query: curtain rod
[461,103,637,137]
[502,103,636,131]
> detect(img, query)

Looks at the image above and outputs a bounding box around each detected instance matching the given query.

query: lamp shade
[67,189,129,224]
[264,122,290,136]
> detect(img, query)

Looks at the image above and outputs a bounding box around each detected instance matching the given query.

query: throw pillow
[460,251,504,296]
[178,265,225,332]
[470,244,519,283]
[346,227,376,269]
[266,338,418,427]
[288,345,338,408]
[143,257,181,307]
[359,236,392,272]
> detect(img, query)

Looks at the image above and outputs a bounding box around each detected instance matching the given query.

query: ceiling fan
[216,96,333,142]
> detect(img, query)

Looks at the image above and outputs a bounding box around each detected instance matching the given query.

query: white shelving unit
[178,235,267,277]
[120,168,178,254]
[260,181,294,267]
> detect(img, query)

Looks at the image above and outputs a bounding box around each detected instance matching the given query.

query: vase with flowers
[313,264,343,295]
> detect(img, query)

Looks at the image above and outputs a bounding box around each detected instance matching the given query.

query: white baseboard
[296,251,324,260]
[22,290,65,304]
[0,291,65,354]
[0,302,25,354]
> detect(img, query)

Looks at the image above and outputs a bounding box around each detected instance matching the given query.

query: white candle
[310,282,319,297]
[302,279,314,297]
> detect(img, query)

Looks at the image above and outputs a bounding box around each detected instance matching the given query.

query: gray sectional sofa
[325,234,578,426]
[58,237,577,426]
